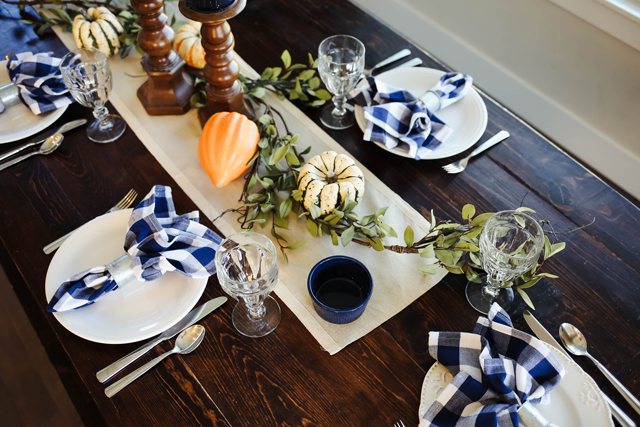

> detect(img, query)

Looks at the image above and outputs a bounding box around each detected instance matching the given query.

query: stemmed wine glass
[317,35,365,130]
[215,231,281,338]
[59,48,126,143]
[465,210,544,314]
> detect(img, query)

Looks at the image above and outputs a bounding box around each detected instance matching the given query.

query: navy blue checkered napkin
[5,52,75,115]
[421,303,565,427]
[347,73,472,160]
[46,186,222,313]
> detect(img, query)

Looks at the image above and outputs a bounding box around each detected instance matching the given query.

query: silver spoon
[105,325,206,398]
[0,133,63,172]
[559,323,640,415]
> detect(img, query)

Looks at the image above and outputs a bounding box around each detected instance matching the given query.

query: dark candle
[186,0,234,11]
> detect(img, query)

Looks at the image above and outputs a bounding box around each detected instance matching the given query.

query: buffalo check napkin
[421,303,565,427]
[46,186,222,312]
[4,52,75,115]
[347,73,472,160]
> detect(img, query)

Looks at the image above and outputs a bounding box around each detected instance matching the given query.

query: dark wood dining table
[2,1,640,426]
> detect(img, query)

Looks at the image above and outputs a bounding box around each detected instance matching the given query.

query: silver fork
[393,422,406,427]
[442,130,510,174]
[43,189,138,254]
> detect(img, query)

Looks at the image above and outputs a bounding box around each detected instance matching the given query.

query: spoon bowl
[559,322,640,415]
[0,133,63,172]
[175,324,205,354]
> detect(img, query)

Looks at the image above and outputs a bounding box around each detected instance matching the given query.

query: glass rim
[215,231,278,285]
[318,34,366,63]
[59,47,109,78]
[480,210,545,259]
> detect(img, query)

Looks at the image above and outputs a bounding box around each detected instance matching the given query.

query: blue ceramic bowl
[307,256,373,324]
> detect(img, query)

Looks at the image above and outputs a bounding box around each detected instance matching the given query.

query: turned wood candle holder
[132,0,195,115]
[179,0,247,127]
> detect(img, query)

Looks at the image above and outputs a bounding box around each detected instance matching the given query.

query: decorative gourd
[198,112,259,188]
[174,22,206,69]
[72,7,125,58]
[298,151,365,215]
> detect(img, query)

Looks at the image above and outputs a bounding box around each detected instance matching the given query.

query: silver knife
[0,119,87,163]
[524,310,636,427]
[96,296,227,383]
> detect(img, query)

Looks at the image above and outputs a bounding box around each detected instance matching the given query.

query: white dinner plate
[418,342,613,426]
[0,60,68,144]
[45,209,208,344]
[355,67,488,160]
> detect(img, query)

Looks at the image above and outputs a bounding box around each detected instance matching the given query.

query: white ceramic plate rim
[418,342,613,426]
[45,209,208,344]
[354,67,488,160]
[0,60,68,144]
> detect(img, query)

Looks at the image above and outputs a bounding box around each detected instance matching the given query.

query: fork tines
[114,189,138,210]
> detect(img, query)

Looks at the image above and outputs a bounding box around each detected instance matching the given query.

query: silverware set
[99,297,227,397]
[524,311,638,427]
[363,49,423,79]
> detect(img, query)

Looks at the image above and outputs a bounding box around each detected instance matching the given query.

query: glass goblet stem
[92,103,109,129]
[482,276,503,298]
[331,95,348,117]
[245,297,267,320]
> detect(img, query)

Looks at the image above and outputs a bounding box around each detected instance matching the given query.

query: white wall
[350,0,640,200]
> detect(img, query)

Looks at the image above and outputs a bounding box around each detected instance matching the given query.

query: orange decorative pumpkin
[174,22,206,69]
[198,112,259,188]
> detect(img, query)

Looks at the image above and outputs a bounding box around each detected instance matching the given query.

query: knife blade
[523,310,636,427]
[96,296,227,383]
[0,118,87,163]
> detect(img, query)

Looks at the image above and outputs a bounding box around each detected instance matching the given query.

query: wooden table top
[2,1,639,426]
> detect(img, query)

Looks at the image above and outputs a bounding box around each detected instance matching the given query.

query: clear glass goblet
[465,210,544,314]
[60,48,126,143]
[215,231,281,338]
[317,34,365,130]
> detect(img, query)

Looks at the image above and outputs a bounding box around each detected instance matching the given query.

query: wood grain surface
[1,1,639,426]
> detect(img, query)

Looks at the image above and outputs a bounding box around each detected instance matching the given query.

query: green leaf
[434,249,455,265]
[515,215,526,228]
[465,226,483,239]
[516,207,536,213]
[518,277,542,290]
[250,87,266,98]
[247,193,266,203]
[404,226,414,248]
[517,288,535,309]
[298,69,315,80]
[269,145,289,165]
[544,235,552,258]
[419,264,442,275]
[259,114,273,125]
[535,272,559,279]
[307,218,318,237]
[379,222,398,238]
[548,242,566,258]
[279,198,293,218]
[462,204,476,220]
[466,266,483,283]
[330,230,339,246]
[281,50,292,69]
[285,240,307,250]
[444,264,464,274]
[292,190,303,201]
[368,237,384,251]
[341,225,355,246]
[285,151,300,166]
[375,206,389,218]
[315,89,332,100]
[471,213,494,227]
[308,77,320,90]
[309,204,322,219]
[420,244,435,258]
[454,241,479,252]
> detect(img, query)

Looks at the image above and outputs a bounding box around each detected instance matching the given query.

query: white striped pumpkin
[72,7,124,58]
[298,151,365,215]
[174,22,206,69]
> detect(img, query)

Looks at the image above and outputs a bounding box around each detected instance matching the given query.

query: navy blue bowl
[307,256,373,324]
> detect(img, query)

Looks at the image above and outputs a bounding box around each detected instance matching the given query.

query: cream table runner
[52,28,447,354]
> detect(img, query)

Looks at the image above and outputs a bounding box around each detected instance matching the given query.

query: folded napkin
[5,52,75,115]
[347,73,472,160]
[46,186,222,312]
[421,303,565,427]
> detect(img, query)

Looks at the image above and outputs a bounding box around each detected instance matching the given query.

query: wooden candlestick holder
[179,0,247,127]
[132,0,195,115]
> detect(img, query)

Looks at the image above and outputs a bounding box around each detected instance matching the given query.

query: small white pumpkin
[174,22,206,69]
[72,7,125,58]
[298,151,365,215]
